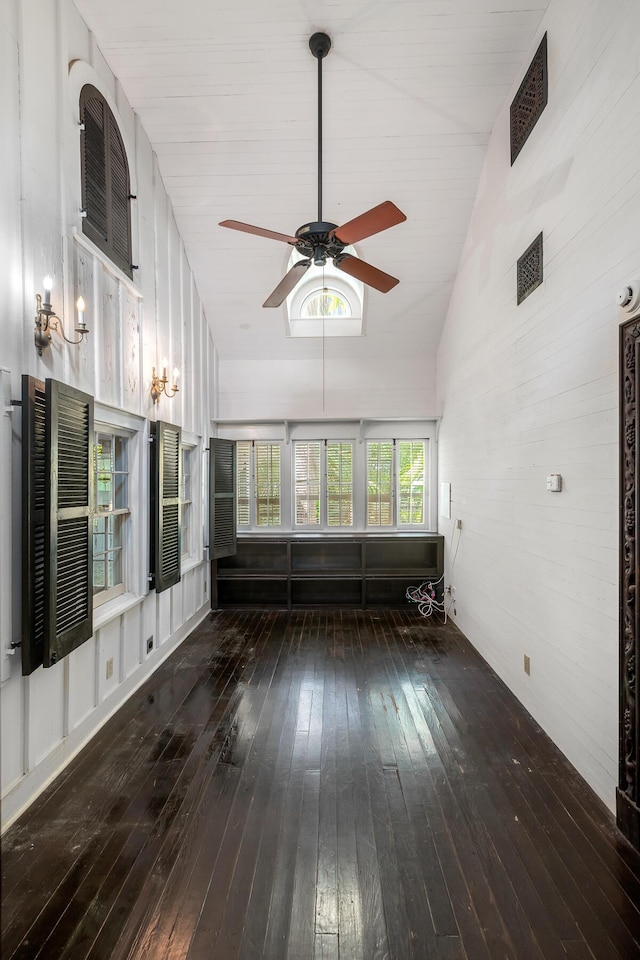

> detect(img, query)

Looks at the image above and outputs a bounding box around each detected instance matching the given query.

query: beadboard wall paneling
[437,0,640,811]
[0,0,210,832]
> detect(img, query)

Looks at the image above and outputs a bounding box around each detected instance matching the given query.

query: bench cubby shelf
[213,533,444,610]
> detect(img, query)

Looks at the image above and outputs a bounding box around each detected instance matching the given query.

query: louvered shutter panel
[107,112,132,276]
[294,441,320,526]
[151,421,182,592]
[21,376,47,675]
[366,440,394,526]
[255,442,281,526]
[210,439,237,559]
[236,440,251,527]
[326,441,353,527]
[80,86,108,243]
[44,380,94,666]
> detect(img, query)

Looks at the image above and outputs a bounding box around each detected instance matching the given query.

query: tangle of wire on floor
[406,573,449,622]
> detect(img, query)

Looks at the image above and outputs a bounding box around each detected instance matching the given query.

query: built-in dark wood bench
[213,533,444,609]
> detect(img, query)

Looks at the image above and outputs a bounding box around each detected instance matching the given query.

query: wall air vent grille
[510,34,548,165]
[517,232,544,305]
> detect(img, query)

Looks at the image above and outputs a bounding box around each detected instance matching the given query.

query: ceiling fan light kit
[219,32,407,307]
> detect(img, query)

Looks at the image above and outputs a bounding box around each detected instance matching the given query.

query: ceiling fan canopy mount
[219,32,407,307]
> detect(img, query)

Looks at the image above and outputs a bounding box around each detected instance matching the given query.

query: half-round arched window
[80,84,133,278]
[300,288,352,318]
[285,250,364,337]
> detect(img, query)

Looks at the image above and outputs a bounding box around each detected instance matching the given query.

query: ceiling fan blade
[332,201,407,245]
[334,254,399,293]
[263,260,311,308]
[219,220,299,245]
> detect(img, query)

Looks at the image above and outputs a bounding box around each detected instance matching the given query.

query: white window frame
[285,250,364,338]
[223,420,437,534]
[93,406,145,618]
[236,440,284,531]
[366,438,428,530]
[293,440,354,530]
[180,442,195,564]
[92,428,131,607]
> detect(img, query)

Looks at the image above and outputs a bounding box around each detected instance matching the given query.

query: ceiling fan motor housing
[295,221,345,264]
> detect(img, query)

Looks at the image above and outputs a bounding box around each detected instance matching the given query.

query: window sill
[181,556,203,575]
[72,228,142,299]
[93,592,142,632]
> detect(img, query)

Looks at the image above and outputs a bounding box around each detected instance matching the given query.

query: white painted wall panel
[122,606,142,680]
[0,0,211,831]
[437,0,640,810]
[67,636,97,731]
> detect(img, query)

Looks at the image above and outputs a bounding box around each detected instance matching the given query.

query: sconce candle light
[151,360,179,403]
[34,276,90,355]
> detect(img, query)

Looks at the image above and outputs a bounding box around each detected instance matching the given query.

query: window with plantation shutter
[236,441,251,527]
[210,438,237,559]
[151,421,182,592]
[367,439,426,527]
[21,376,47,675]
[255,443,281,526]
[367,441,394,526]
[326,442,353,527]
[295,441,321,526]
[398,440,425,525]
[80,84,132,278]
[22,377,94,670]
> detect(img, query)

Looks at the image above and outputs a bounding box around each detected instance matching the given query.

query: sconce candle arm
[33,288,89,355]
[150,366,179,403]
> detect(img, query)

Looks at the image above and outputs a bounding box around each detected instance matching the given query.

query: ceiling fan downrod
[309,32,331,227]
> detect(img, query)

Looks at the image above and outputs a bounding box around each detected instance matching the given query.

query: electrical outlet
[106,657,113,680]
[524,654,531,676]
[455,518,462,530]
[147,636,154,654]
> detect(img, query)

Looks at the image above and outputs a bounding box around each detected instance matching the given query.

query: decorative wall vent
[517,232,543,304]
[510,34,548,165]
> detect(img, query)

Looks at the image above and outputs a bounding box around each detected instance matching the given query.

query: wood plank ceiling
[73,0,549,414]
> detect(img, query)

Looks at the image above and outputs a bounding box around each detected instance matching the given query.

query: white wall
[437,0,640,811]
[0,0,215,831]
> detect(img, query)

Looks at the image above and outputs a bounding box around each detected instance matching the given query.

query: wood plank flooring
[2,609,640,960]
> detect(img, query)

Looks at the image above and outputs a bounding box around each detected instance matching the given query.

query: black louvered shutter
[80,84,132,278]
[21,376,47,675]
[210,439,237,559]
[81,86,108,244]
[151,421,181,593]
[108,113,132,273]
[44,381,94,666]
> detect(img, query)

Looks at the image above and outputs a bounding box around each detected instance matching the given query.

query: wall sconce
[151,360,179,403]
[34,276,90,355]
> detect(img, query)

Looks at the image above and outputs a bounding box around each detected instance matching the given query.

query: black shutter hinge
[131,264,139,271]
[128,194,137,200]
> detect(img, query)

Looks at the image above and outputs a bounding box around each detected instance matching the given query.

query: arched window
[285,251,364,337]
[79,85,133,278]
[300,288,351,318]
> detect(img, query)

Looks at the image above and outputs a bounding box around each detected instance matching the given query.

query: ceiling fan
[219,32,407,308]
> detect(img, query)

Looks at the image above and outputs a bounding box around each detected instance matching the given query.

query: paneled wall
[0,0,214,830]
[437,0,640,810]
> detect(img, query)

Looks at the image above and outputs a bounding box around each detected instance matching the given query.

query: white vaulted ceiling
[73,0,549,418]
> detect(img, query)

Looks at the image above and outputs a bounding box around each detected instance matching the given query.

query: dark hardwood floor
[2,609,640,960]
